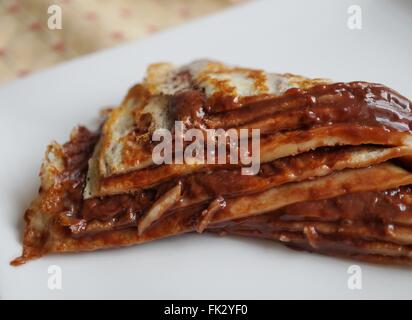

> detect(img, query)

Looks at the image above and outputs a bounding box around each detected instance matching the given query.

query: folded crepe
[12,60,412,266]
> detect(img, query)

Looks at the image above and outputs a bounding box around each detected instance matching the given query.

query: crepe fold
[12,60,412,266]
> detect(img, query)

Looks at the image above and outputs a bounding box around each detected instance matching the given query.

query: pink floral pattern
[0,0,241,84]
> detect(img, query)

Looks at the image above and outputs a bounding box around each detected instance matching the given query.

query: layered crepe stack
[13,60,412,266]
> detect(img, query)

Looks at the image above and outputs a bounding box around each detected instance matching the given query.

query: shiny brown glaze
[201,82,412,131]
[55,129,412,239]
[43,83,412,228]
[13,80,412,266]
[98,82,412,195]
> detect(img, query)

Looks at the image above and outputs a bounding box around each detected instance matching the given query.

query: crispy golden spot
[285,73,331,89]
[248,69,268,93]
[98,85,150,175]
[144,62,175,94]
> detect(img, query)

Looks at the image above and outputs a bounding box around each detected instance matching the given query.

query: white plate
[1,0,412,299]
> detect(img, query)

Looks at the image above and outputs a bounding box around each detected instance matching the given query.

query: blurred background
[0,0,249,84]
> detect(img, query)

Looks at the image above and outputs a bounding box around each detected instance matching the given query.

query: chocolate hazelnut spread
[12,60,412,266]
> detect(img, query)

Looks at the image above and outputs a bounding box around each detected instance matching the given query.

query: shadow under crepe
[210,233,412,271]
